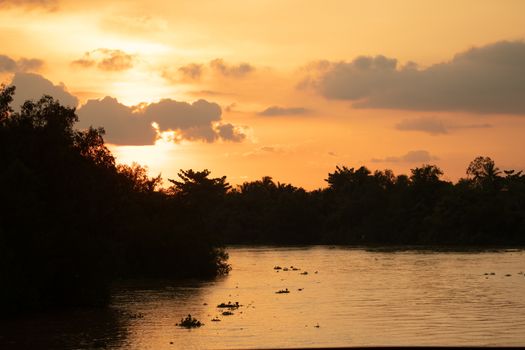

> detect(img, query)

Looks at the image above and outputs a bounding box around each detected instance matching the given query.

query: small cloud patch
[372,150,439,163]
[258,106,310,116]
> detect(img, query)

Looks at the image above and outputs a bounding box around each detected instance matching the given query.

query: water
[2,246,525,349]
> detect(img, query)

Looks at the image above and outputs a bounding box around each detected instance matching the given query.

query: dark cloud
[210,58,254,78]
[258,106,310,116]
[395,116,492,135]
[0,54,44,73]
[71,49,134,72]
[0,0,58,10]
[310,40,525,114]
[77,97,156,146]
[217,123,245,142]
[372,150,439,163]
[77,97,246,145]
[10,72,78,109]
[0,55,16,72]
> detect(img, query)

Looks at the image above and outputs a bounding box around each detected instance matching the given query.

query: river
[1,246,525,349]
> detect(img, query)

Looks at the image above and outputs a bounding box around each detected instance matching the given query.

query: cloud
[242,145,289,157]
[396,117,448,135]
[0,55,17,72]
[210,58,254,78]
[395,116,492,135]
[77,97,246,145]
[0,54,44,73]
[161,63,203,83]
[217,123,245,142]
[178,63,203,81]
[372,150,439,163]
[71,49,134,71]
[9,72,78,109]
[0,0,58,10]
[309,40,525,114]
[258,106,310,116]
[77,97,156,146]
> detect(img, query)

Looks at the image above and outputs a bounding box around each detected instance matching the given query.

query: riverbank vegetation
[1,85,524,313]
[0,86,229,314]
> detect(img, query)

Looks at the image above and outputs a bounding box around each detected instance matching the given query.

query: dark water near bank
[2,247,525,349]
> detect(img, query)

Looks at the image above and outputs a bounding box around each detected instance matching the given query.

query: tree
[325,165,371,192]
[409,164,443,186]
[168,169,230,205]
[0,84,15,123]
[466,156,502,190]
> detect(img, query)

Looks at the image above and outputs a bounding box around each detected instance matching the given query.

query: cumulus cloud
[77,97,156,145]
[308,40,525,114]
[0,54,44,73]
[258,106,310,116]
[77,97,246,145]
[9,72,78,109]
[0,0,58,10]
[210,58,254,78]
[217,123,245,142]
[395,116,491,135]
[71,49,134,71]
[372,150,439,163]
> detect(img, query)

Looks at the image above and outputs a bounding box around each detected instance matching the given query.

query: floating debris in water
[176,314,203,328]
[276,288,290,294]
[217,301,240,309]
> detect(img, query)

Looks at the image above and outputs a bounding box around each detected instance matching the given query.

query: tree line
[1,86,524,314]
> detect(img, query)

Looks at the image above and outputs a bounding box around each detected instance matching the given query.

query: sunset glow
[2,0,525,189]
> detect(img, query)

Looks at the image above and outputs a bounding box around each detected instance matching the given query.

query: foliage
[0,86,229,315]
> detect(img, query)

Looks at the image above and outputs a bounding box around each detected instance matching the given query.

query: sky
[1,0,525,189]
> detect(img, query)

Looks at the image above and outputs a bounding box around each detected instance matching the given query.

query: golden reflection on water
[1,247,525,349]
[112,247,525,349]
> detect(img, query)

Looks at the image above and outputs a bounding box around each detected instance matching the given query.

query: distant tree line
[1,86,524,314]
[223,160,525,246]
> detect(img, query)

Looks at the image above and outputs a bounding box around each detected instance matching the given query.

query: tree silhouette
[466,156,502,190]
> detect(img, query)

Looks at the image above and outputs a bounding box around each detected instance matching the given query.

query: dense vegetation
[1,85,524,314]
[0,86,229,314]
[224,162,525,246]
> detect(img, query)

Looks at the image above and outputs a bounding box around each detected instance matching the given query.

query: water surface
[2,246,525,349]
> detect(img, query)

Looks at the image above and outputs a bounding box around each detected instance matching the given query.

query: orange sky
[1,0,525,189]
